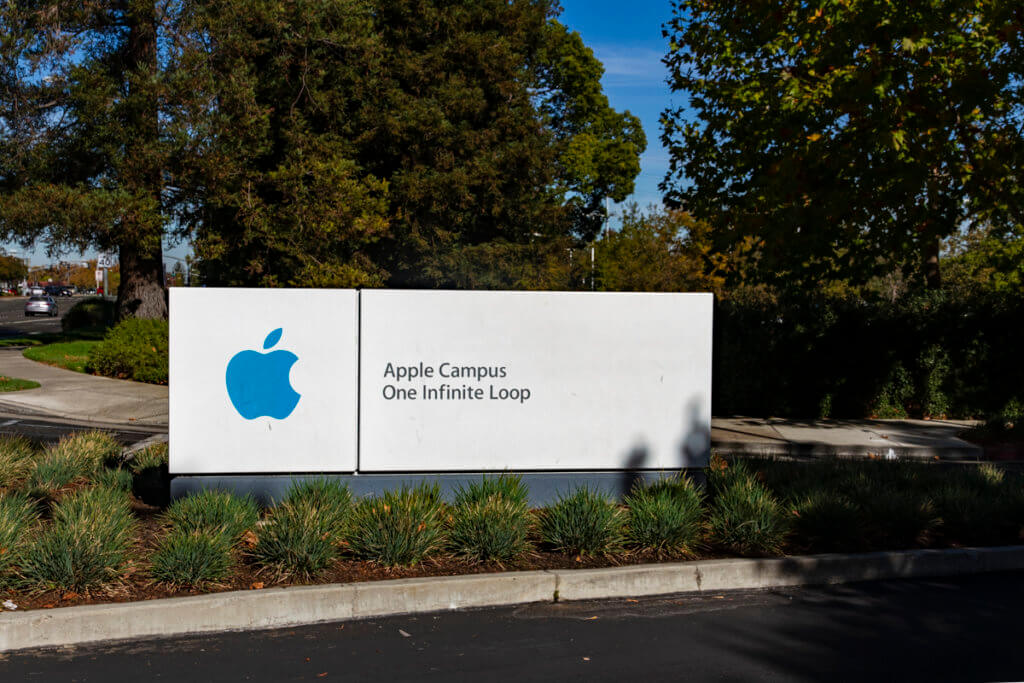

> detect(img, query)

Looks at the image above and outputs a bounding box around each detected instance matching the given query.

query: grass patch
[709,474,791,557]
[23,341,100,374]
[625,477,704,556]
[539,488,625,556]
[0,492,38,581]
[448,496,533,563]
[161,490,259,543]
[150,529,234,586]
[0,375,40,391]
[19,487,135,591]
[0,435,37,490]
[347,484,446,567]
[453,474,530,507]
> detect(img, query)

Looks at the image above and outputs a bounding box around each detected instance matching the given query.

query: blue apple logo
[225,328,301,420]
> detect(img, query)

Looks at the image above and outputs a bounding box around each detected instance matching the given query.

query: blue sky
[558,0,680,216]
[8,2,678,268]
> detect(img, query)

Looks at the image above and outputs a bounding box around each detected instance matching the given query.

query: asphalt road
[0,410,163,445]
[3,571,1023,682]
[0,293,82,337]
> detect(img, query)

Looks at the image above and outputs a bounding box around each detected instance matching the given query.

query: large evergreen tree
[0,1,185,318]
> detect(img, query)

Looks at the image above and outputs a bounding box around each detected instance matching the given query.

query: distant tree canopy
[662,0,1024,290]
[0,254,27,283]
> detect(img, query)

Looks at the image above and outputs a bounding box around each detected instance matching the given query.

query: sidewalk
[712,416,984,461]
[0,347,988,458]
[0,348,167,427]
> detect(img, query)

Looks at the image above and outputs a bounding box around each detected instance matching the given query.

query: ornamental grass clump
[0,435,36,490]
[539,487,625,556]
[250,481,353,578]
[25,430,121,497]
[346,484,446,567]
[708,476,790,557]
[19,486,134,591]
[791,490,863,553]
[625,477,704,556]
[0,492,38,581]
[453,474,529,507]
[150,529,234,586]
[448,496,533,563]
[161,490,259,544]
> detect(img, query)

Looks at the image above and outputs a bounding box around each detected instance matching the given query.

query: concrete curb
[4,545,1024,653]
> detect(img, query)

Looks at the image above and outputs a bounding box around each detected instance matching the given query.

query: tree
[0,2,183,318]
[662,1,1024,289]
[0,254,27,284]
[190,1,645,288]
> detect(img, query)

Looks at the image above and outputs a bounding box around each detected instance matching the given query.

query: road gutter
[3,545,1023,653]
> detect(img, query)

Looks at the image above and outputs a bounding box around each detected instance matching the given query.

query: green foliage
[346,484,446,567]
[151,529,234,586]
[161,490,259,544]
[539,488,625,556]
[95,467,134,494]
[662,0,1024,287]
[26,431,119,495]
[279,479,352,541]
[447,496,533,563]
[0,435,36,490]
[0,376,40,392]
[19,487,135,591]
[625,478,704,556]
[713,290,1024,418]
[791,492,863,553]
[61,297,116,333]
[0,492,38,579]
[23,341,100,374]
[709,474,790,557]
[127,443,169,474]
[251,499,346,579]
[87,318,169,383]
[453,474,529,508]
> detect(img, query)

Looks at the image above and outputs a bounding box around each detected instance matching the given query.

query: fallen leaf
[625,599,638,603]
[583,657,591,662]
[62,591,80,601]
[317,673,328,678]
[399,629,411,638]
[242,530,259,548]
[584,616,599,620]
[250,581,264,590]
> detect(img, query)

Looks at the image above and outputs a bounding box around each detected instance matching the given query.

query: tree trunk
[923,238,941,289]
[115,2,166,320]
[117,242,167,319]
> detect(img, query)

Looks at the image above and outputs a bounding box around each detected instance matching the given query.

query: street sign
[97,253,116,269]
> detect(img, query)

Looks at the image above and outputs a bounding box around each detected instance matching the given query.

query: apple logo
[225,328,301,420]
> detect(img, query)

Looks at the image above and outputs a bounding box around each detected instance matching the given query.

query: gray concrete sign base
[3,545,1023,653]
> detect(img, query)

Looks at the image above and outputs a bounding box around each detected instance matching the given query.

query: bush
[87,318,168,384]
[448,496,533,563]
[0,492,38,579]
[24,431,121,496]
[539,488,625,556]
[161,490,259,544]
[625,478,703,556]
[95,467,134,494]
[251,499,342,578]
[61,297,115,332]
[453,474,529,507]
[279,479,352,540]
[150,529,234,586]
[791,491,863,553]
[346,484,446,566]
[0,435,36,490]
[708,478,790,556]
[19,487,134,591]
[127,442,169,474]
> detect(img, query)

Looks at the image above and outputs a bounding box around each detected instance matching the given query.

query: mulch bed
[3,498,722,612]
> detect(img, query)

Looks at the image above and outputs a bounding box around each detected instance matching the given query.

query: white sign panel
[97,253,116,269]
[169,288,359,474]
[360,290,712,471]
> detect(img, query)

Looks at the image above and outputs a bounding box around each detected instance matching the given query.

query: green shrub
[709,478,790,556]
[0,435,35,489]
[19,487,134,591]
[539,488,625,556]
[61,297,115,332]
[161,490,259,543]
[127,442,169,474]
[0,492,38,579]
[279,479,351,540]
[858,489,940,550]
[150,529,234,585]
[87,318,168,384]
[453,474,529,507]
[625,478,703,556]
[791,491,863,553]
[251,499,342,578]
[448,496,533,563]
[346,484,446,566]
[95,467,134,494]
